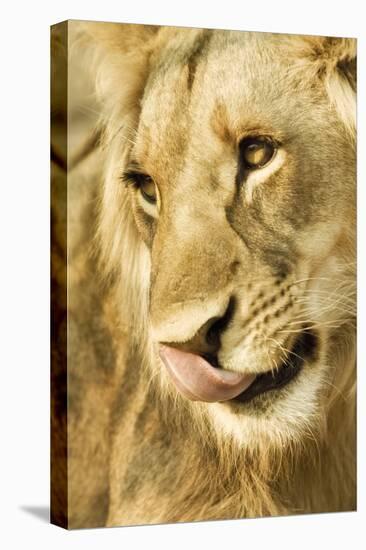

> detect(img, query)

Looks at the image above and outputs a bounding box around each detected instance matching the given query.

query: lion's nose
[163,297,236,360]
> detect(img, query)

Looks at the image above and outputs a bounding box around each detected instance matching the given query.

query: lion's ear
[308,36,356,87]
[301,36,356,138]
[71,21,161,127]
[328,38,356,89]
[321,37,356,140]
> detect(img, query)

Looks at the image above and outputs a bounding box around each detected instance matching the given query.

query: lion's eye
[123,168,158,205]
[240,137,276,169]
[138,176,157,205]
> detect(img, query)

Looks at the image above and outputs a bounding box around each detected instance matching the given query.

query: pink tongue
[159,345,256,403]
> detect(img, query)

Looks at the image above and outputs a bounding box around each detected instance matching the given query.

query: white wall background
[0,0,364,548]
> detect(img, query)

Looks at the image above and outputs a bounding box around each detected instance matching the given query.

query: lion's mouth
[233,330,318,403]
[159,330,317,405]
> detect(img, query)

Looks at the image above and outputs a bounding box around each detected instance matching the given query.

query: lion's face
[102,29,356,448]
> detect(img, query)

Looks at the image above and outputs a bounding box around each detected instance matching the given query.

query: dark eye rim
[121,169,157,205]
[239,136,278,170]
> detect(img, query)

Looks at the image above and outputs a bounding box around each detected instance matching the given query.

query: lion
[52,22,356,528]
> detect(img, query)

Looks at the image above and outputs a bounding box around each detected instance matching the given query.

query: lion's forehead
[136,30,334,180]
[130,29,354,262]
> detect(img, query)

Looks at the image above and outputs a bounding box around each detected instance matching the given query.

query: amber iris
[139,176,157,204]
[240,137,276,169]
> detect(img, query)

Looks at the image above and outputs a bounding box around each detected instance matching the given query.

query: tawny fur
[63,23,356,528]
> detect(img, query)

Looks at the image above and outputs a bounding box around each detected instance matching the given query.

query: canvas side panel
[50,20,68,529]
[66,20,114,529]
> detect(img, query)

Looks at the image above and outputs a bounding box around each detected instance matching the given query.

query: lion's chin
[204,331,327,449]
